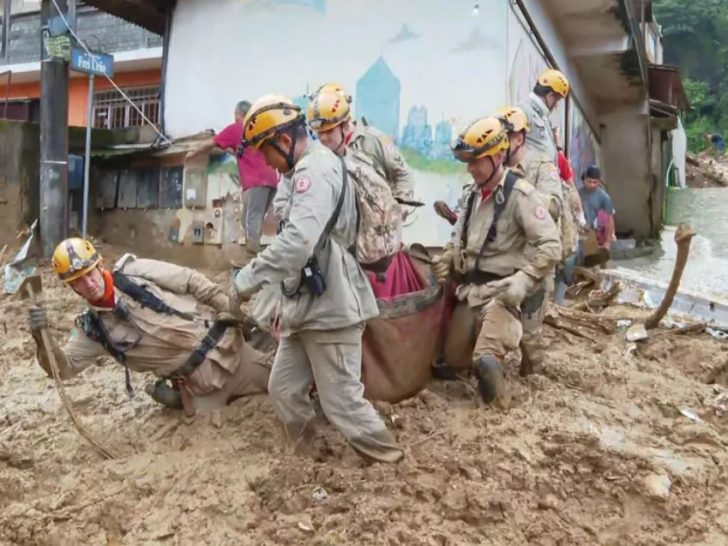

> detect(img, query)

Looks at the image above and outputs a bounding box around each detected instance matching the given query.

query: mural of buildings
[432,118,454,160]
[356,56,401,142]
[401,105,433,158]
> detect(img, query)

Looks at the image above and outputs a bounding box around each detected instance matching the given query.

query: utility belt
[460,270,507,286]
[458,268,546,316]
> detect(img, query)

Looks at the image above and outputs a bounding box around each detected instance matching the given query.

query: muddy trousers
[192,342,272,414]
[268,324,403,463]
[243,186,275,253]
[443,299,523,369]
[520,278,551,375]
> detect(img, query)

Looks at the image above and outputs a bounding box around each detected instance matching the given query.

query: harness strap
[461,170,519,272]
[112,271,194,321]
[282,156,350,298]
[166,319,237,380]
[76,310,134,397]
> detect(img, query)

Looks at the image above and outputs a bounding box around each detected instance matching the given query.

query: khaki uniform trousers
[268,323,403,463]
[444,298,523,370]
[192,342,272,414]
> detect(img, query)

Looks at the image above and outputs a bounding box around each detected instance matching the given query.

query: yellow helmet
[243,95,304,149]
[313,82,352,102]
[52,238,101,282]
[452,117,510,163]
[537,68,570,98]
[307,89,352,132]
[497,106,530,133]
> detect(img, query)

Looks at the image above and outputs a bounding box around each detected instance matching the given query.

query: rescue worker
[432,117,561,405]
[26,238,271,415]
[497,106,550,376]
[306,88,424,297]
[229,95,403,463]
[520,70,577,265]
[308,82,415,202]
[520,69,569,215]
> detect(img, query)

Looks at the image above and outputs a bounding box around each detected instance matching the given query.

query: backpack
[345,151,403,266]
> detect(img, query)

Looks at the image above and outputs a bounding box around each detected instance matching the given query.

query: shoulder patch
[513,178,535,195]
[533,205,548,220]
[294,176,312,193]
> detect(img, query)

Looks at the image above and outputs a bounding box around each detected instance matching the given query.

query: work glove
[483,271,538,308]
[431,246,456,285]
[28,306,48,333]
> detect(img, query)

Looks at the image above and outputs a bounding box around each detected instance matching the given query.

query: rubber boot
[473,354,507,406]
[519,344,535,377]
[146,380,183,410]
[432,358,459,380]
[349,428,404,464]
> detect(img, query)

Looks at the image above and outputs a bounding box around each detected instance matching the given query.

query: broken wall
[0,120,40,249]
[88,150,277,267]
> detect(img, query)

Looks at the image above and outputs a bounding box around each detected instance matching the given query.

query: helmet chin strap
[333,124,347,155]
[478,156,502,188]
[269,127,301,172]
[506,140,525,167]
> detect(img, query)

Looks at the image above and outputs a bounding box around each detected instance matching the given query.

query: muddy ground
[2,252,728,545]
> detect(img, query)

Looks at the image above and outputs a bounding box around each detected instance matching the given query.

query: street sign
[70,48,114,78]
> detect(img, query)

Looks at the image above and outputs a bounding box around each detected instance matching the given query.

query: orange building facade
[2,68,161,127]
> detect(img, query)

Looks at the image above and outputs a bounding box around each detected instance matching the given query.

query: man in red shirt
[187,101,279,253]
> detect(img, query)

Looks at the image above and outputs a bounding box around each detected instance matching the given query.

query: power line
[48,0,172,145]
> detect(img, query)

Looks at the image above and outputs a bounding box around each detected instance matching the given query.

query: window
[92,86,160,129]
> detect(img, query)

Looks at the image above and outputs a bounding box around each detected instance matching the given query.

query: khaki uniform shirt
[234,141,379,335]
[521,93,564,207]
[452,169,561,283]
[349,123,415,201]
[53,256,248,397]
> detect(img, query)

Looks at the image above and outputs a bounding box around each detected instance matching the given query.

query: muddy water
[618,187,728,298]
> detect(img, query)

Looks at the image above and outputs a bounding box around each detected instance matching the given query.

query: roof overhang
[82,0,174,34]
[538,0,648,113]
[648,63,690,112]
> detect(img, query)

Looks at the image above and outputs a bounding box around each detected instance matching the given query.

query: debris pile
[2,245,728,544]
[686,151,728,188]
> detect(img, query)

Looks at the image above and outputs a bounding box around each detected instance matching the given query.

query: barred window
[92,86,160,129]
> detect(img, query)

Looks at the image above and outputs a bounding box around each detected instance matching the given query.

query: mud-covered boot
[350,428,404,464]
[432,358,459,380]
[146,379,183,410]
[473,355,508,407]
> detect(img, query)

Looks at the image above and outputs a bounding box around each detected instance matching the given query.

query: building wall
[164,0,601,246]
[2,8,161,65]
[600,105,653,238]
[2,69,161,127]
[0,120,40,247]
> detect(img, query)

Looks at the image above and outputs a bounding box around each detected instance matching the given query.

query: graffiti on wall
[568,103,599,186]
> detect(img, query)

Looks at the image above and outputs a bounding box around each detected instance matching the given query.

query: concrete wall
[0,120,40,248]
[3,8,161,65]
[600,104,653,238]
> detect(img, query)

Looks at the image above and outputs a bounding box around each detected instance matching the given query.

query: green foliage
[400,148,465,175]
[654,0,728,152]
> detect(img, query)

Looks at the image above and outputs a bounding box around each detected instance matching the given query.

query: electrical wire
[49,0,172,145]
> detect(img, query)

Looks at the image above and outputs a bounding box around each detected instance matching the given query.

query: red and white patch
[294,176,312,193]
[534,205,547,220]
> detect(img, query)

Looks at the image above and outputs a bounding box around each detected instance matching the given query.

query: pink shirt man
[213,122,279,191]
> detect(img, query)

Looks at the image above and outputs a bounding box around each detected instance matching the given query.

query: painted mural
[568,103,600,187]
[165,0,597,245]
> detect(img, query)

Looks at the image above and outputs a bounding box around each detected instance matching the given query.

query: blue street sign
[70,48,114,77]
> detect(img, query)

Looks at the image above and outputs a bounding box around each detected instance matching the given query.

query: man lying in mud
[26,238,271,415]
